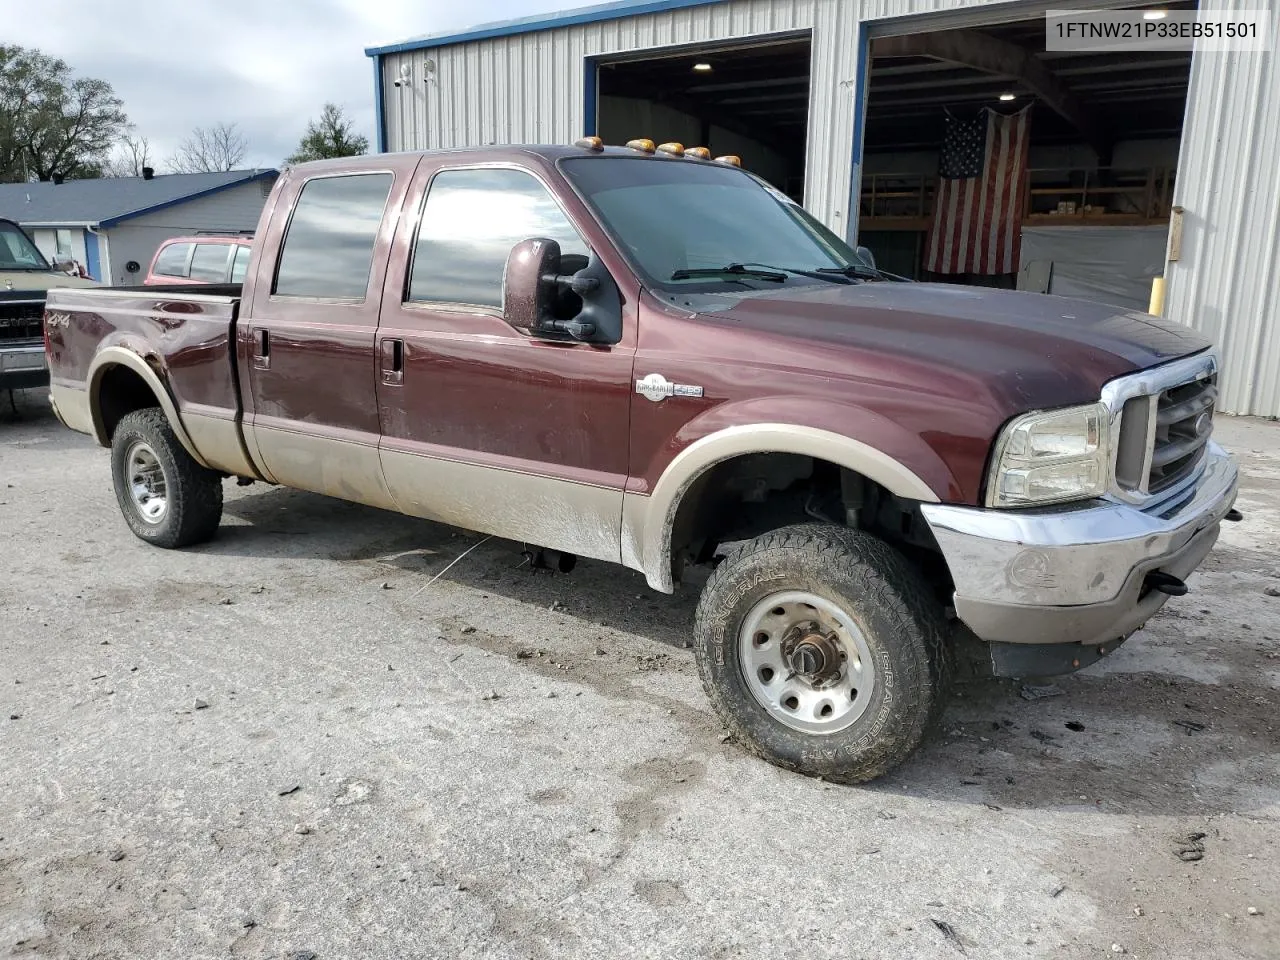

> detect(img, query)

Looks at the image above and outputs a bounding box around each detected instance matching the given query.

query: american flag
[925,106,1032,276]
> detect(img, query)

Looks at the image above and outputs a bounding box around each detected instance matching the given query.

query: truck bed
[44,283,247,474]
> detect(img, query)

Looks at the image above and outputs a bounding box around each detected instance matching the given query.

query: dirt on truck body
[42,140,1239,782]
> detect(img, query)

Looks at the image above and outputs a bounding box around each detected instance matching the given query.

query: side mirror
[53,258,77,274]
[502,237,560,334]
[502,237,605,342]
[854,245,877,270]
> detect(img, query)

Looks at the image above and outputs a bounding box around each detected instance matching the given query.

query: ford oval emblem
[1193,411,1212,438]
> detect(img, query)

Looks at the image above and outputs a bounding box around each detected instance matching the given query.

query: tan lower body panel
[249,423,398,512]
[49,382,94,437]
[183,406,257,477]
[381,449,623,565]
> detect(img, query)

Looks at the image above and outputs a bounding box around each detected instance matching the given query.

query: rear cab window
[153,242,193,278]
[273,173,394,300]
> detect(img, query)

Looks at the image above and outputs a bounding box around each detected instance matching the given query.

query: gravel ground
[1,391,1277,960]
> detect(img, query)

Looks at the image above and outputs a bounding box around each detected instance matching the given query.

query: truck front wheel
[693,524,948,783]
[110,408,223,548]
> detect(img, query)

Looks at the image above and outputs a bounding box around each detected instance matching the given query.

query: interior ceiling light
[1143,9,1168,19]
[999,92,1017,101]
[693,62,713,72]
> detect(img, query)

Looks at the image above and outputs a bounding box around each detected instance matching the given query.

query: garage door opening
[858,3,1193,310]
[594,37,811,198]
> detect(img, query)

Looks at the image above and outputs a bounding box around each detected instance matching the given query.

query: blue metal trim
[583,57,599,137]
[83,229,100,280]
[365,0,728,56]
[97,170,279,228]
[373,55,388,153]
[846,24,871,244]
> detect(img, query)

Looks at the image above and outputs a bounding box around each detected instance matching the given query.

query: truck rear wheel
[110,408,223,548]
[693,523,948,783]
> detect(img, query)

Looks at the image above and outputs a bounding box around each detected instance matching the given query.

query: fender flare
[622,423,943,593]
[87,346,209,467]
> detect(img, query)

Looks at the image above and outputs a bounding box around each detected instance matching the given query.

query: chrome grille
[1103,352,1219,506]
[0,299,44,344]
[1149,373,1216,493]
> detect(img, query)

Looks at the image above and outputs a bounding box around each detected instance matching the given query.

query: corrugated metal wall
[379,0,1280,416]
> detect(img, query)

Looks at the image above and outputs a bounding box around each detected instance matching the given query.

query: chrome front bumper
[921,442,1238,647]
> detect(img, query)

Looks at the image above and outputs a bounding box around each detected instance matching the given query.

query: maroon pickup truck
[44,141,1239,783]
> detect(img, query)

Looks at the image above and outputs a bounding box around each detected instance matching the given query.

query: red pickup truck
[43,141,1239,782]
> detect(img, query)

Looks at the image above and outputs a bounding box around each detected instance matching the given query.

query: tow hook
[1145,571,1188,597]
[1225,508,1244,522]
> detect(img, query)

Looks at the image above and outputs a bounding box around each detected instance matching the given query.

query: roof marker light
[573,136,604,151]
[626,138,656,154]
[715,155,742,167]
[657,142,685,157]
[686,147,711,160]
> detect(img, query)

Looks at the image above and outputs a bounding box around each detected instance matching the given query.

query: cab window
[230,245,251,283]
[408,168,587,308]
[273,173,393,299]
[153,242,193,278]
[189,243,231,282]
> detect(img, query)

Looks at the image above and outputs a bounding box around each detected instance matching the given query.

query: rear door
[374,160,636,562]
[240,157,421,506]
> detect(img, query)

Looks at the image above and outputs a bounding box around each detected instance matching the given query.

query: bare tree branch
[168,122,248,173]
[102,133,153,177]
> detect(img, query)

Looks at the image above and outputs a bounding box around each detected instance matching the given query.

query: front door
[240,158,420,508]
[375,161,635,562]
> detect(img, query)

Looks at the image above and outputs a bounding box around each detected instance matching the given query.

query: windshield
[559,157,859,288]
[0,221,52,271]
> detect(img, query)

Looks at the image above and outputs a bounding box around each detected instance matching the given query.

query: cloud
[11,0,555,169]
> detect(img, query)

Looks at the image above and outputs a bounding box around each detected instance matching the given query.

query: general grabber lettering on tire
[693,523,949,783]
[110,408,224,549]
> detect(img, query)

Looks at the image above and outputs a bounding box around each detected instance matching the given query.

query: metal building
[367,0,1280,417]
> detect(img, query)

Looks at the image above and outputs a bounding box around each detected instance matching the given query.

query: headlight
[987,403,1110,508]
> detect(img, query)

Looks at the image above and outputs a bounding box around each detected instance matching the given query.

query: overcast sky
[13,0,558,171]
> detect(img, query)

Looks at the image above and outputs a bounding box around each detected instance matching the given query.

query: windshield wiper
[816,264,912,283]
[671,264,787,282]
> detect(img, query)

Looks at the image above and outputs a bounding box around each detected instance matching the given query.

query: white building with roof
[0,168,277,285]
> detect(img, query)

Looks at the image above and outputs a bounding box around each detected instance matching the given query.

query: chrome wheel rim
[126,441,168,524]
[738,590,877,735]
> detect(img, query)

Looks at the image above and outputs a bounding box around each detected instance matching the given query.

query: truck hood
[1,271,97,294]
[687,281,1211,409]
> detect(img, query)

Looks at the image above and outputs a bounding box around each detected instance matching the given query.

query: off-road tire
[110,408,223,548]
[693,523,949,783]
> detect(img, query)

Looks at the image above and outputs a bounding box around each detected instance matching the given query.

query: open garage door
[858,3,1193,309]
[593,37,811,199]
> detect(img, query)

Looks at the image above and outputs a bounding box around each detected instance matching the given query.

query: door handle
[380,337,403,385]
[253,328,270,369]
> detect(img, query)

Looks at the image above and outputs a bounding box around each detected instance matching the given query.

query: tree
[0,44,129,183]
[169,122,248,173]
[102,133,154,178]
[286,103,368,164]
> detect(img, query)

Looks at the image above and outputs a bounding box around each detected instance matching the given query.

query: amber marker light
[573,136,604,151]
[626,138,656,153]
